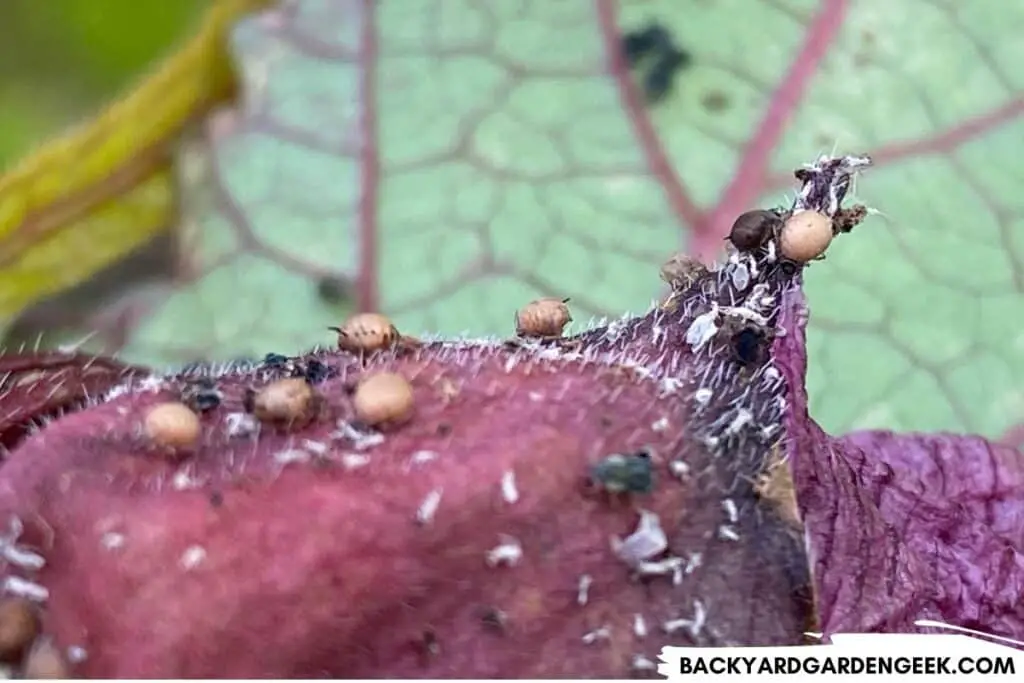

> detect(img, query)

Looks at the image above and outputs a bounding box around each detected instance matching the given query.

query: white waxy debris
[693,387,713,405]
[718,525,740,542]
[651,416,669,433]
[702,435,720,448]
[137,376,165,393]
[180,545,207,570]
[685,552,703,574]
[685,308,719,351]
[273,448,310,465]
[100,532,126,551]
[633,614,648,638]
[486,535,523,568]
[339,453,371,470]
[722,499,738,524]
[171,471,199,491]
[408,450,439,467]
[613,510,668,567]
[763,366,781,382]
[225,412,259,437]
[724,409,753,437]
[632,654,657,671]
[663,601,707,638]
[333,422,385,450]
[416,489,443,525]
[637,555,683,579]
[720,305,769,326]
[2,576,48,602]
[577,574,592,606]
[302,439,328,455]
[766,240,777,263]
[0,544,44,571]
[669,459,690,480]
[659,377,684,396]
[582,626,611,645]
[66,646,88,663]
[730,262,750,291]
[528,391,544,402]
[760,424,781,440]
[501,470,519,504]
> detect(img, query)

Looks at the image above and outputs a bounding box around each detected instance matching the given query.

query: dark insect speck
[182,378,222,413]
[590,449,655,495]
[262,353,289,368]
[300,359,332,385]
[316,275,351,304]
[732,326,766,367]
[642,47,690,104]
[728,209,780,251]
[242,388,257,413]
[620,23,673,67]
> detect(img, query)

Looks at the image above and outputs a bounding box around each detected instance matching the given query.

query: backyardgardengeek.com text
[676,654,1016,676]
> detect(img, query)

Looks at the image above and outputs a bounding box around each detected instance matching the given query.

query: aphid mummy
[1,577,48,603]
[500,470,519,504]
[577,574,593,606]
[485,536,523,568]
[581,626,611,645]
[718,525,740,542]
[416,489,443,525]
[633,614,648,638]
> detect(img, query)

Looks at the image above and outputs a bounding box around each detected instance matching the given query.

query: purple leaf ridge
[0,155,1020,677]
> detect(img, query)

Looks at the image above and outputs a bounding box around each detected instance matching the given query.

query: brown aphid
[353,372,415,428]
[329,312,400,354]
[253,378,318,426]
[514,297,572,338]
[659,252,707,291]
[143,402,201,452]
[0,598,39,662]
[22,637,68,679]
[728,209,781,251]
[779,209,833,262]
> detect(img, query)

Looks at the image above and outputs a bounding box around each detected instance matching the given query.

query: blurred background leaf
[2,0,1023,447]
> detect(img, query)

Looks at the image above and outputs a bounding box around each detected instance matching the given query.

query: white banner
[658,622,1024,682]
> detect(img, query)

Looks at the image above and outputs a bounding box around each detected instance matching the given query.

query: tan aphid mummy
[253,378,317,425]
[515,297,572,338]
[659,253,708,291]
[143,402,201,451]
[329,312,400,354]
[779,209,833,262]
[353,372,415,427]
[22,637,68,679]
[0,598,39,663]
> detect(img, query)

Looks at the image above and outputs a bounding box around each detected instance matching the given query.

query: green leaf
[29,0,1024,441]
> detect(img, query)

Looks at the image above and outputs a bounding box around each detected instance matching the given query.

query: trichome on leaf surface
[0,154,1020,679]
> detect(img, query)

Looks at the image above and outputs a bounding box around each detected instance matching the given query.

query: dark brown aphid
[728,209,781,251]
[0,598,39,662]
[181,378,222,413]
[515,297,572,338]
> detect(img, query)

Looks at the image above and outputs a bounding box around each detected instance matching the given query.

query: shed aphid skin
[514,297,573,339]
[633,613,648,639]
[1,577,48,603]
[416,489,443,526]
[329,312,400,355]
[581,626,611,645]
[717,525,740,542]
[577,574,592,606]
[0,544,44,572]
[485,535,522,568]
[659,252,707,291]
[632,654,658,672]
[662,600,707,639]
[500,470,519,504]
[613,510,667,567]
